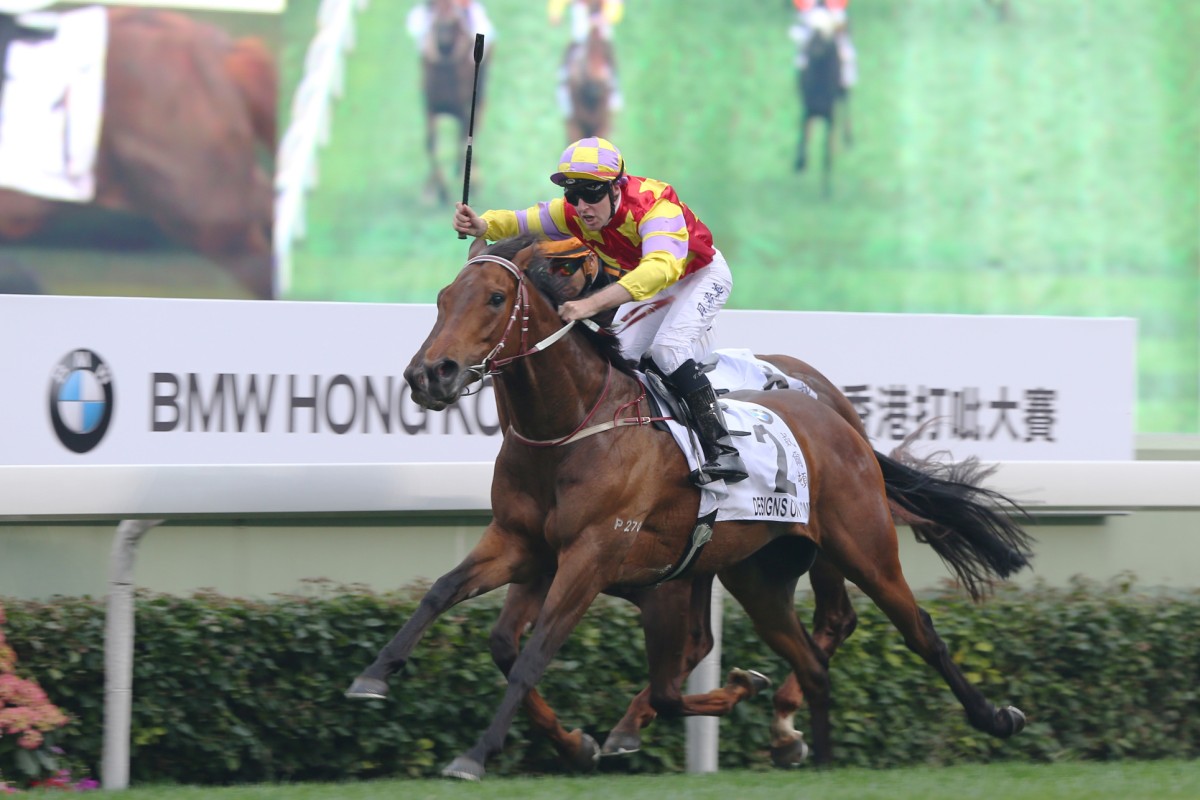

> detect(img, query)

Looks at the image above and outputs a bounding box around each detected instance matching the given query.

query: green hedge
[3,577,1199,783]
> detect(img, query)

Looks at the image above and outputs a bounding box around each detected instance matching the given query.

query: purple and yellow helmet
[550,137,625,186]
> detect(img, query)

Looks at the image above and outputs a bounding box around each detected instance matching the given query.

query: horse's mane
[481,236,638,378]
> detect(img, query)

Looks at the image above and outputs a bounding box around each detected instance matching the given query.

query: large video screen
[279,0,1197,434]
[0,0,280,300]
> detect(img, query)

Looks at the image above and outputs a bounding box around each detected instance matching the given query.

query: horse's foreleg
[443,552,611,781]
[346,523,530,699]
[489,580,600,772]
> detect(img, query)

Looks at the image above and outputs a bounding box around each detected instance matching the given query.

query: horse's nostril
[433,359,459,383]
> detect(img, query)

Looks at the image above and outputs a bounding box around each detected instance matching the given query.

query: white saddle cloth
[648,348,813,525]
[0,6,106,202]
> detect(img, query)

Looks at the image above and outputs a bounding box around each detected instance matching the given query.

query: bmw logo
[48,349,114,454]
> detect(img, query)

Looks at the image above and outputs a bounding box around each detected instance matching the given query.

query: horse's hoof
[769,734,809,768]
[729,668,772,696]
[567,730,601,771]
[344,676,389,700]
[600,729,641,757]
[1002,705,1026,736]
[441,755,485,781]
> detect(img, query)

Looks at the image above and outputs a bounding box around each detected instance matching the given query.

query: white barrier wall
[2,296,1134,481]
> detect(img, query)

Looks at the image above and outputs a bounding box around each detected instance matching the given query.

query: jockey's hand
[453,203,486,238]
[558,298,593,323]
[558,282,633,323]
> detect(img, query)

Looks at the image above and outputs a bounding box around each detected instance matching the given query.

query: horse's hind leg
[820,486,1026,739]
[809,556,857,655]
[489,580,599,772]
[636,577,771,723]
[758,555,857,767]
[600,579,714,756]
[721,552,833,766]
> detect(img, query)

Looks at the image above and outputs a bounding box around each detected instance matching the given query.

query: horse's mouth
[409,380,461,411]
[412,393,452,412]
[408,374,474,411]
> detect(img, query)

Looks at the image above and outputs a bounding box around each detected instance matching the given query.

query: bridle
[460,253,665,447]
[462,254,594,377]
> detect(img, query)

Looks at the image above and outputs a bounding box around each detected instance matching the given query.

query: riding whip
[458,33,485,240]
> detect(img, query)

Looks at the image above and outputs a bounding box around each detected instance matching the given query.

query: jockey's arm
[617,195,689,302]
[475,200,577,241]
[558,281,632,322]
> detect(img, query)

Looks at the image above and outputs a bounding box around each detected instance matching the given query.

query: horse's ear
[467,237,489,260]
[512,243,539,272]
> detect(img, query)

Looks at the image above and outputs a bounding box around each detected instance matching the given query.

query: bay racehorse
[420,0,488,205]
[0,7,276,298]
[491,355,1029,769]
[564,18,616,143]
[347,235,1033,779]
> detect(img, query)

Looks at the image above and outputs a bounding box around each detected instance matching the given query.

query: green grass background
[280,0,1198,434]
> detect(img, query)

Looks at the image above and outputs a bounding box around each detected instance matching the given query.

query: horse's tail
[876,447,1034,602]
[223,36,278,150]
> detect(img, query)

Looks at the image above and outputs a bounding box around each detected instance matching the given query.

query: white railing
[273,0,367,296]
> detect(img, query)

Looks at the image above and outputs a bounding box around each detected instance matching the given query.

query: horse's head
[404,237,545,410]
[803,8,839,61]
[566,26,614,125]
[429,0,468,60]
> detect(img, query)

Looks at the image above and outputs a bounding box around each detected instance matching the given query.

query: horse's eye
[488,292,505,306]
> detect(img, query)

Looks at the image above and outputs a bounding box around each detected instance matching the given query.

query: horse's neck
[494,323,627,443]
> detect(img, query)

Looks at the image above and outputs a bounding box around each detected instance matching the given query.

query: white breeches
[611,249,733,374]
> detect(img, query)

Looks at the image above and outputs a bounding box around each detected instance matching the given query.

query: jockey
[452,137,749,486]
[789,0,857,89]
[550,0,623,115]
[406,0,495,61]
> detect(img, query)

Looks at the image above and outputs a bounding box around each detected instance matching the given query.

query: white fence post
[685,579,724,773]
[101,518,162,791]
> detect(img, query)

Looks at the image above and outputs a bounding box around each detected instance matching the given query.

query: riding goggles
[563,180,610,205]
[549,256,587,277]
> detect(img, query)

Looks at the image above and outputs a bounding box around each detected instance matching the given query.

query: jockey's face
[564,181,614,230]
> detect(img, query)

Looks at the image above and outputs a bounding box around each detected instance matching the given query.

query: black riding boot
[666,359,749,486]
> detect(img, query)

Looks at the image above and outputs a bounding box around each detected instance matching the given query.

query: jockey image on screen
[406,0,495,61]
[550,0,623,115]
[789,0,857,89]
[452,136,749,486]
